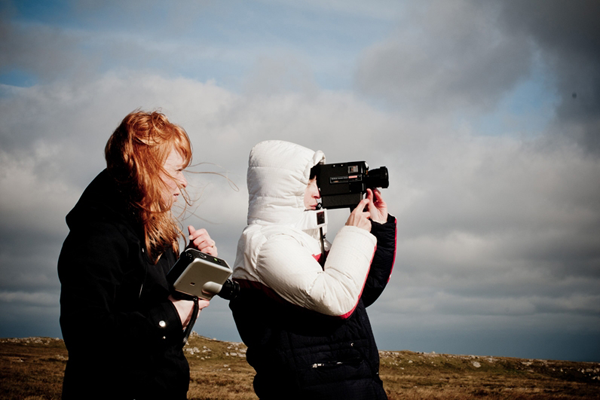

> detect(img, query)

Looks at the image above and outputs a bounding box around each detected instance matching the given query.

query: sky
[1,0,599,362]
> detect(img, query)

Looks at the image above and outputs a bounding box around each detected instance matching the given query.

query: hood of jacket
[233,141,380,318]
[246,140,326,231]
[66,169,135,231]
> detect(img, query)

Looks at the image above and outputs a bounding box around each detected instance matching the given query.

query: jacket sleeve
[256,226,376,318]
[58,221,183,354]
[362,214,397,308]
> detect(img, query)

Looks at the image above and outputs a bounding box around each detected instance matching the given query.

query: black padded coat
[58,170,189,400]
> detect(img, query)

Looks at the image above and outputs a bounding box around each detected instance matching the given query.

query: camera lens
[366,167,389,189]
[217,279,240,300]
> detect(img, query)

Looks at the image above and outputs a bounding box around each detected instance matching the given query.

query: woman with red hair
[58,110,217,399]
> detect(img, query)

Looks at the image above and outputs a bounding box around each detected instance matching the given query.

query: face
[161,148,188,208]
[304,177,321,210]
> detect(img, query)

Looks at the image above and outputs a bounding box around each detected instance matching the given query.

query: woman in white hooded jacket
[230,140,396,400]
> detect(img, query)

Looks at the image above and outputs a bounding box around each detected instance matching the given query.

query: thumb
[188,225,196,235]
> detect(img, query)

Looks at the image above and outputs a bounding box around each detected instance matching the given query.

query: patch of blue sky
[470,62,559,138]
[152,2,393,93]
[8,0,394,93]
[0,69,38,88]
[6,0,71,24]
[238,2,394,86]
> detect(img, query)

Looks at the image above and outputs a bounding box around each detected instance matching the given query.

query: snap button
[159,320,166,328]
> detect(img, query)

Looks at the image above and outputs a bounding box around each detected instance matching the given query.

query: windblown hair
[105,110,192,263]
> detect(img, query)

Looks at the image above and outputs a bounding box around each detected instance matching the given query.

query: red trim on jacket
[339,243,377,319]
[235,243,374,321]
[388,217,398,282]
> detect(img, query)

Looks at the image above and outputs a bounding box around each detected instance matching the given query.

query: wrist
[371,213,388,224]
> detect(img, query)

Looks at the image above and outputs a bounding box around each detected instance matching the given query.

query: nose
[180,174,188,189]
[312,184,320,198]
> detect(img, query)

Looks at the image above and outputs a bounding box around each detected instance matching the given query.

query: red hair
[105,110,192,263]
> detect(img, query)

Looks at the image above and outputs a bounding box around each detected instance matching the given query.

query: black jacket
[58,170,189,400]
[230,216,396,400]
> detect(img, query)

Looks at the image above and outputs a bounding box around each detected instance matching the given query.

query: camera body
[313,161,389,209]
[167,248,239,301]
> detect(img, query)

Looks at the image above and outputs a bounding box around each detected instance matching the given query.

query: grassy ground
[1,335,598,400]
[378,350,600,399]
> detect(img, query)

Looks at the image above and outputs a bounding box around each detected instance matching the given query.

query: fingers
[188,225,218,256]
[203,245,218,256]
[197,299,210,311]
[169,296,195,328]
[373,188,382,199]
[366,188,388,224]
[188,226,207,242]
[168,296,211,329]
[367,188,384,206]
[354,197,370,213]
[353,197,371,222]
[345,198,372,231]
[372,188,386,206]
[194,299,211,319]
[366,189,375,212]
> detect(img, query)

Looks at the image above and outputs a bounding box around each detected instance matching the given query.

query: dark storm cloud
[354,0,600,151]
[496,0,600,152]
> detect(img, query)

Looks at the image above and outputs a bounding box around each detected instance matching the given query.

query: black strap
[182,296,199,346]
[319,227,326,268]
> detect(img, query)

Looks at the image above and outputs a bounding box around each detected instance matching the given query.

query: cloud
[0,11,96,84]
[354,1,533,113]
[347,2,600,351]
[353,0,600,151]
[2,65,599,355]
[386,131,600,320]
[496,0,600,152]
[0,290,57,306]
[0,0,599,361]
[0,73,241,331]
[0,70,398,330]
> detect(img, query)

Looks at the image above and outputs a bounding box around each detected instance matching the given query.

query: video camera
[312,161,389,210]
[167,248,239,301]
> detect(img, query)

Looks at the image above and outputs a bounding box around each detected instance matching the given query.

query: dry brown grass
[0,337,66,400]
[1,335,598,400]
[378,350,600,399]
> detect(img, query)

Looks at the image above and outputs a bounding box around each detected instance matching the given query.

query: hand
[188,225,218,256]
[366,188,388,224]
[345,198,372,232]
[169,296,210,329]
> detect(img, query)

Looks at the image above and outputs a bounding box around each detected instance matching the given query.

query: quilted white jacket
[232,140,377,317]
